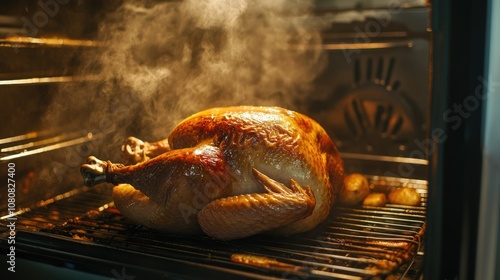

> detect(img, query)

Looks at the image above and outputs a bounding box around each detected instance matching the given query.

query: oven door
[425,0,494,279]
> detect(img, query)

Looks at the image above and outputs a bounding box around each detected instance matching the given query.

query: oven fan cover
[312,55,425,156]
[322,85,421,153]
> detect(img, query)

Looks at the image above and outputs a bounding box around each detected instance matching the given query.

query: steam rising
[47,0,333,153]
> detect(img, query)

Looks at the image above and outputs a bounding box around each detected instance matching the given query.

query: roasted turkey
[80,106,344,240]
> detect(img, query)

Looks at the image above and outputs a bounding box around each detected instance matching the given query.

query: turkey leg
[198,168,316,240]
[81,145,232,206]
[81,144,233,235]
[121,136,171,164]
[81,147,317,240]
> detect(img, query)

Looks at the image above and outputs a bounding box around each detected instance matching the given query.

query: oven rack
[0,176,426,279]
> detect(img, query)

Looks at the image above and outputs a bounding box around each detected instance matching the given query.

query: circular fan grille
[313,56,423,154]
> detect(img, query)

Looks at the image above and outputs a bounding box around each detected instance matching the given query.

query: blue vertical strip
[475,0,500,279]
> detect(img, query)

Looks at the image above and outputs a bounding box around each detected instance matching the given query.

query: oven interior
[1,1,430,279]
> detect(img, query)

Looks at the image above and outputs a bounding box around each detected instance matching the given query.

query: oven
[0,0,496,279]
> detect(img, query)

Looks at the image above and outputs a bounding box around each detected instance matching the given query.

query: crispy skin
[167,106,344,234]
[107,106,344,238]
[113,184,202,234]
[197,169,316,240]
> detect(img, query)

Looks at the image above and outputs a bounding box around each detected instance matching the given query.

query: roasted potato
[388,187,421,206]
[362,193,387,207]
[338,173,370,206]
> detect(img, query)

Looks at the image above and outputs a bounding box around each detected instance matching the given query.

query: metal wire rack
[0,175,426,279]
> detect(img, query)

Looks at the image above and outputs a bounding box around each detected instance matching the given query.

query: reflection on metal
[0,75,100,86]
[322,41,414,50]
[0,37,105,48]
[0,131,40,145]
[322,31,409,39]
[340,152,429,165]
[292,41,414,51]
[0,132,99,161]
[1,131,87,153]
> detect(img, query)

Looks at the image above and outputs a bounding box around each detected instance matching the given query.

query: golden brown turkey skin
[169,107,344,234]
[82,106,344,240]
